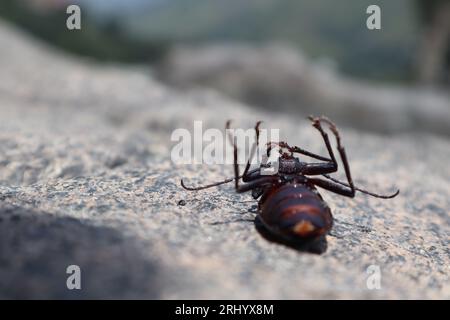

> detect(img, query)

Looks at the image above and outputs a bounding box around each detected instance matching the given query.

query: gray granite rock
[0,21,449,299]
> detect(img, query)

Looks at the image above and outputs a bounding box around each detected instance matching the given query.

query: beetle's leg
[228,122,278,192]
[308,177,355,197]
[321,174,399,199]
[236,177,278,193]
[227,120,263,182]
[243,121,263,181]
[234,134,277,192]
[181,121,262,191]
[287,116,337,162]
[308,118,355,197]
[251,188,264,199]
[180,168,260,191]
[307,117,399,199]
[297,116,339,175]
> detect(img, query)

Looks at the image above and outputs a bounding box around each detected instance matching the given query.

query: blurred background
[0,0,449,135]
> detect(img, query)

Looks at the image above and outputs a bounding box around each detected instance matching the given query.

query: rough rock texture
[0,21,449,299]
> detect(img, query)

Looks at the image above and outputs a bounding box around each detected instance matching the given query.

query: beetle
[181,116,399,247]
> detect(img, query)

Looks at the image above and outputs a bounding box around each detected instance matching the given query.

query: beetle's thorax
[278,157,303,174]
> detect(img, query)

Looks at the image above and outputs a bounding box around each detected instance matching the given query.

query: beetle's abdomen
[259,184,332,240]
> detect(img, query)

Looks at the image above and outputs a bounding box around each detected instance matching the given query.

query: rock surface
[0,21,449,299]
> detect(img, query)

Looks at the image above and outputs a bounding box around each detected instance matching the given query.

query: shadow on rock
[0,205,162,299]
[254,216,328,254]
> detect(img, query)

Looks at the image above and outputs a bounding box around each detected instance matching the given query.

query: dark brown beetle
[181,116,399,245]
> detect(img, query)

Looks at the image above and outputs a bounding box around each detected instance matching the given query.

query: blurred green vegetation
[416,0,448,22]
[124,0,420,82]
[0,0,168,63]
[0,0,447,83]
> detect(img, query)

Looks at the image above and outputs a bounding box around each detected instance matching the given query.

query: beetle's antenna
[181,168,259,191]
[181,177,234,191]
[322,174,399,199]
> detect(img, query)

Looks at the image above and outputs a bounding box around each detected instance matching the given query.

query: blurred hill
[0,0,168,63]
[2,0,448,84]
[124,0,419,81]
[158,43,450,137]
